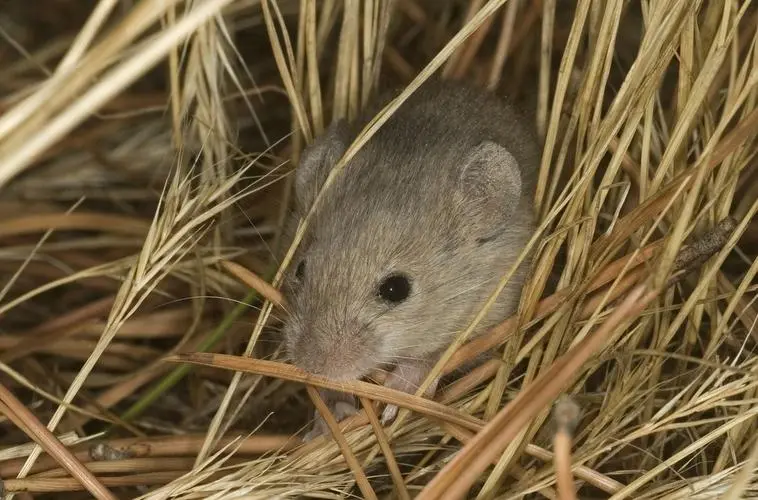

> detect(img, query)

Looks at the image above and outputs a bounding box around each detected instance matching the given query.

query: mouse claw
[381,403,399,425]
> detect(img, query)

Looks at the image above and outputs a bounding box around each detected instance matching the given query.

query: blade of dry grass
[721,433,758,500]
[438,422,625,495]
[416,216,737,499]
[445,231,668,374]
[0,296,115,364]
[221,260,284,308]
[306,386,377,500]
[167,353,482,432]
[1,472,183,494]
[591,103,758,263]
[0,0,237,189]
[115,286,262,427]
[0,385,116,499]
[13,143,272,484]
[359,396,411,500]
[417,284,652,500]
[0,213,149,238]
[0,433,298,478]
[486,0,520,90]
[552,396,581,500]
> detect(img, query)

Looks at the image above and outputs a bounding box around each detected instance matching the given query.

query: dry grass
[0,0,757,498]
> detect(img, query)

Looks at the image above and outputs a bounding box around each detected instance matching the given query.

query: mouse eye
[378,273,412,304]
[295,260,305,280]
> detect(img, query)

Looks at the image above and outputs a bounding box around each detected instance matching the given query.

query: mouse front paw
[380,364,440,425]
[303,389,358,441]
[303,415,329,442]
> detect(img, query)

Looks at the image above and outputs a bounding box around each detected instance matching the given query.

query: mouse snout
[292,352,344,380]
[288,323,377,381]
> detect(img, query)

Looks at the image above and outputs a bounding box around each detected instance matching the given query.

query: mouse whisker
[428,275,503,304]
[156,295,286,319]
[385,355,428,362]
[379,372,420,388]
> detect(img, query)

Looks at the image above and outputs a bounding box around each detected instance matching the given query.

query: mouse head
[281,119,525,381]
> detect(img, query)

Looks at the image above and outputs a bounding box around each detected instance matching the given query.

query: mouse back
[295,79,539,215]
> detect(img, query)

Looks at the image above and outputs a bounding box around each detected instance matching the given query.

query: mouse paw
[303,416,329,442]
[380,364,441,425]
[334,400,359,420]
[303,389,358,441]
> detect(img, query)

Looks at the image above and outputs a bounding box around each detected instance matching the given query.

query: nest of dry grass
[0,0,757,498]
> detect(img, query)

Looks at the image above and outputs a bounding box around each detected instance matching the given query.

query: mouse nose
[294,353,353,380]
[290,334,333,376]
[293,352,329,377]
[290,331,363,380]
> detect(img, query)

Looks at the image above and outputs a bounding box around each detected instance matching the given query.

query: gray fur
[294,119,349,213]
[281,80,540,434]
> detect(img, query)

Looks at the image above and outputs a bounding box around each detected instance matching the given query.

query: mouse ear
[295,120,349,212]
[458,141,522,237]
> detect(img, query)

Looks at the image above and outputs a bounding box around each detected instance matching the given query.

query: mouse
[280,79,540,439]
